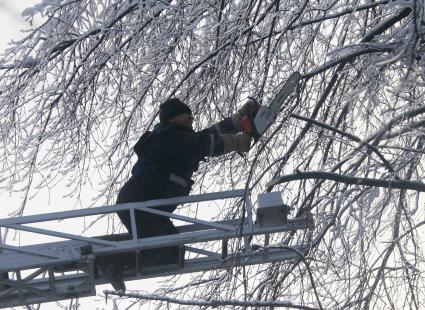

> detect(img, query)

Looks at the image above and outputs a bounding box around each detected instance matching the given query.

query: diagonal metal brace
[136,207,238,232]
[0,243,61,259]
[5,224,118,247]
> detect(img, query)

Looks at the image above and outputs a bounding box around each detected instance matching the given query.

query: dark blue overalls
[116,118,238,265]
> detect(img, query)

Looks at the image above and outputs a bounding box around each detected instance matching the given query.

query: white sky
[0,1,37,53]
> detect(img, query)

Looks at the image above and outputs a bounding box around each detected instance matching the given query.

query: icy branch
[103,291,320,310]
[303,7,412,79]
[267,171,425,192]
[290,113,395,173]
[362,7,412,42]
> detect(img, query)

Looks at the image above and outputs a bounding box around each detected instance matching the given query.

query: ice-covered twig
[290,113,396,174]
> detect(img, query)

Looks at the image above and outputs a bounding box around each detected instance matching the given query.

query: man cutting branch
[101,98,258,290]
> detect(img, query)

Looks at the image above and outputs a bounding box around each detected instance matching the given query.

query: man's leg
[96,179,143,291]
[115,180,184,267]
[138,216,183,266]
[116,178,142,236]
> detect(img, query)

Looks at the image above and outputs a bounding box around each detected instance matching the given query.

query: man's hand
[238,98,260,117]
[232,98,260,131]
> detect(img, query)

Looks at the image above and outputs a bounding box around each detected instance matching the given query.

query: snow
[21,0,66,17]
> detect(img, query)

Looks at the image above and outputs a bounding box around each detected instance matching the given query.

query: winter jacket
[128,117,238,204]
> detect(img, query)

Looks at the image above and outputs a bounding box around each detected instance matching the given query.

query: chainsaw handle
[240,115,252,135]
[240,96,260,135]
[240,111,261,141]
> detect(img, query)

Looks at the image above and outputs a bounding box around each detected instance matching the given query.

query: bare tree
[1,0,424,308]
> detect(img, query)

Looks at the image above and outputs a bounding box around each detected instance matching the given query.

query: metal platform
[0,189,313,308]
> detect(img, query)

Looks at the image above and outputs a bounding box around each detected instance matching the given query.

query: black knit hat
[159,98,192,123]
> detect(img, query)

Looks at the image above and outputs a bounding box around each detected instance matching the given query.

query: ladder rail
[4,224,117,247]
[0,189,246,226]
[0,219,244,254]
[0,243,62,259]
[0,190,250,272]
[0,244,309,309]
[0,190,247,269]
[87,219,311,256]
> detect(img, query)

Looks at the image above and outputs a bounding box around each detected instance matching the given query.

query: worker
[99,98,258,290]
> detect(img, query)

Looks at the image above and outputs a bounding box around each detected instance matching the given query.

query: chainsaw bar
[253,71,301,140]
[268,71,301,114]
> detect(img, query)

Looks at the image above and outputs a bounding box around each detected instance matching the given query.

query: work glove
[231,98,260,131]
[220,133,252,154]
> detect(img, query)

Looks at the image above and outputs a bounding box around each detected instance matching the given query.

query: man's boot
[97,256,126,291]
[108,265,126,292]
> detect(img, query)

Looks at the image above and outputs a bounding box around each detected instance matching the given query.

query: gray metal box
[256,192,289,226]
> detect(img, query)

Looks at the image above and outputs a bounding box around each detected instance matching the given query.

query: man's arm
[201,99,260,135]
[201,117,239,135]
[133,131,152,156]
[195,131,251,157]
[162,130,250,160]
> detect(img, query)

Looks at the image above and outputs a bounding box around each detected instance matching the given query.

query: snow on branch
[303,6,412,78]
[290,113,396,174]
[267,171,425,192]
[302,46,393,81]
[103,291,320,310]
[362,7,412,43]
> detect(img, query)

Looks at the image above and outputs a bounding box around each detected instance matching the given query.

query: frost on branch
[1,0,425,309]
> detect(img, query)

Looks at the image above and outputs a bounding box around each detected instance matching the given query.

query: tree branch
[267,171,425,192]
[362,7,412,43]
[303,7,412,79]
[267,6,413,192]
[290,113,396,174]
[103,291,320,310]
